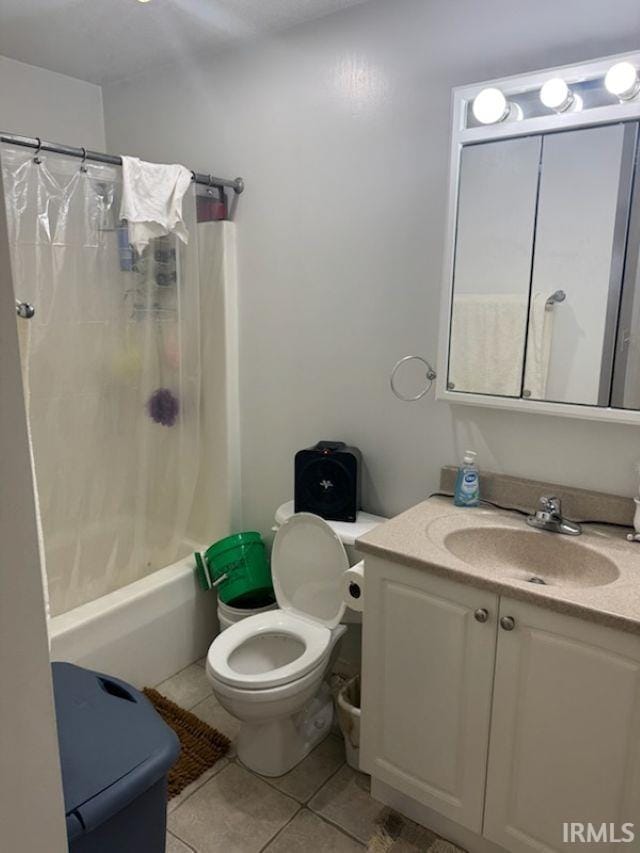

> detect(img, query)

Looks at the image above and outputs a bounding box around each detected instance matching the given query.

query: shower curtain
[1,144,202,616]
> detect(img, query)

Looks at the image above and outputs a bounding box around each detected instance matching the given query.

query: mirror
[612,140,640,411]
[523,124,634,406]
[448,137,541,397]
[447,121,638,409]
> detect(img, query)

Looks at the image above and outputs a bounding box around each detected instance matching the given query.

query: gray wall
[0,56,108,850]
[104,0,640,536]
[0,149,67,853]
[0,54,105,148]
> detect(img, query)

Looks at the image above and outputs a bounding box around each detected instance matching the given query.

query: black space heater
[294,441,362,523]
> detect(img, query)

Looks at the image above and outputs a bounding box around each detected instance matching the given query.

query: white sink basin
[441,526,620,589]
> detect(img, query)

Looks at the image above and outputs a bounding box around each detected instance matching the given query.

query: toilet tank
[273,501,385,567]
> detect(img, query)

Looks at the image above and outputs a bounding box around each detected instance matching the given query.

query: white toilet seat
[208,610,331,690]
[208,655,328,704]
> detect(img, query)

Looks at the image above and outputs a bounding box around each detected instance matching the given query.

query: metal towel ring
[390,355,437,402]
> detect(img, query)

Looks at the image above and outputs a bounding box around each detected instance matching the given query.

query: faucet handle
[539,495,561,515]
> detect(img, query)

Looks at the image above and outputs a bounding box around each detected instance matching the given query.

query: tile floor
[157,660,386,853]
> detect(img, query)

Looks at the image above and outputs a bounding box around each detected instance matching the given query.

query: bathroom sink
[442,526,619,589]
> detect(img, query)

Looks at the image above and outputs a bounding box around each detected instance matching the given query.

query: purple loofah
[147,388,180,427]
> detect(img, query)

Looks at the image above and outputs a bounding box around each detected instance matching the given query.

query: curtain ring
[33,137,42,165]
[80,147,88,173]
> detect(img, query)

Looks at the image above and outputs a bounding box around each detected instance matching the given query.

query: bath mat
[143,687,230,799]
[367,808,466,853]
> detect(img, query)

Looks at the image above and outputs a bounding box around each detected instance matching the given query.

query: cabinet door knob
[474,608,489,623]
[500,616,515,631]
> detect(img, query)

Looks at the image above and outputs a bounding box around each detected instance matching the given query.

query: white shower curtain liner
[2,144,202,616]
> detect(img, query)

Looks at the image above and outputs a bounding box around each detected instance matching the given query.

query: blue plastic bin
[51,662,180,853]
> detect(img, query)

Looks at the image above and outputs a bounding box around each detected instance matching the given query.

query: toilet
[206,507,383,777]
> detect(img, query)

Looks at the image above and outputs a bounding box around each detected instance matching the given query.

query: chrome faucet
[526,496,582,536]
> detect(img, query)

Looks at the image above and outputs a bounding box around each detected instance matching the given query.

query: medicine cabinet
[438,51,640,424]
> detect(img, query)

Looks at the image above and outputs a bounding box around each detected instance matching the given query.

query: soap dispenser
[454,450,480,507]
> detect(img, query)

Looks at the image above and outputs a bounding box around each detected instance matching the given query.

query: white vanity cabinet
[361,558,640,852]
[359,555,499,832]
[484,596,640,853]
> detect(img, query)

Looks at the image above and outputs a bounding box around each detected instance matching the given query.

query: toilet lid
[272,513,349,629]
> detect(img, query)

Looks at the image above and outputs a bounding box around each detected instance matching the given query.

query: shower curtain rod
[0,132,245,194]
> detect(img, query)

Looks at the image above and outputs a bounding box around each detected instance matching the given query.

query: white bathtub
[49,547,218,688]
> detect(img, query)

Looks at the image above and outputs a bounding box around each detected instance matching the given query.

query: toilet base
[236,683,334,777]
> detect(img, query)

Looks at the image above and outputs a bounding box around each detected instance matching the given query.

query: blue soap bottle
[454,450,480,507]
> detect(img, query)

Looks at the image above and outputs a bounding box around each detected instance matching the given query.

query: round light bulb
[540,78,574,112]
[605,62,640,100]
[472,88,510,124]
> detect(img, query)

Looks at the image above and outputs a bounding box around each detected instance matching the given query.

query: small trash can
[336,675,361,770]
[52,662,180,853]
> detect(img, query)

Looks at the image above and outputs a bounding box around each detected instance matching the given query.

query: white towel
[119,156,192,252]
[448,293,529,396]
[523,292,554,399]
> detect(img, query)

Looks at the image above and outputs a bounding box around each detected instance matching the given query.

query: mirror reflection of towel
[449,293,529,396]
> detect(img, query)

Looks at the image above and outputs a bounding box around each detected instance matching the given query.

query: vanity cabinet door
[360,556,498,832]
[484,597,640,853]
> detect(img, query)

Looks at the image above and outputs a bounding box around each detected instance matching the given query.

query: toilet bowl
[206,512,352,776]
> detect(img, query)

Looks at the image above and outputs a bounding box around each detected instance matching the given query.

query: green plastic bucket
[197,531,274,607]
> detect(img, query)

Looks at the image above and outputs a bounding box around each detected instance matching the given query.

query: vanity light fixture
[604,61,640,101]
[471,88,516,125]
[540,78,580,113]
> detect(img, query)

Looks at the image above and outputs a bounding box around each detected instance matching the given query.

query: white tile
[156,663,212,710]
[264,809,363,852]
[190,694,241,750]
[264,735,345,803]
[309,765,384,844]
[166,831,195,852]
[168,762,299,853]
[167,758,229,814]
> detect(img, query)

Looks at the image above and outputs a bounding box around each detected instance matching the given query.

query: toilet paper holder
[348,581,362,600]
[343,560,365,612]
